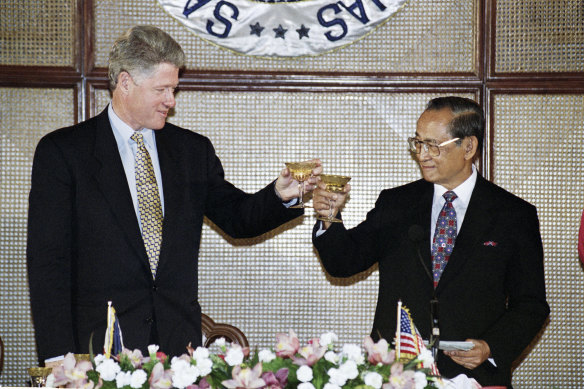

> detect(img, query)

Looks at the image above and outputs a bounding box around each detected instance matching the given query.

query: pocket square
[483,241,498,247]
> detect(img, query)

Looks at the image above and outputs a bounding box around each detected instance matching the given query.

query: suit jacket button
[152,285,158,291]
[145,317,154,324]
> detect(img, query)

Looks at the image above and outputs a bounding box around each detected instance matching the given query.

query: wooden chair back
[201,313,249,348]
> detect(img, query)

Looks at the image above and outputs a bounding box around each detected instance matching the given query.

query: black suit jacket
[313,176,549,386]
[27,108,303,362]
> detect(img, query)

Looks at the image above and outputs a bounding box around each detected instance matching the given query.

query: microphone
[408,224,440,361]
[408,225,432,282]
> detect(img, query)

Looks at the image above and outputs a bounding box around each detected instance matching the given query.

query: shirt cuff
[273,181,297,208]
[283,198,298,208]
[315,221,327,237]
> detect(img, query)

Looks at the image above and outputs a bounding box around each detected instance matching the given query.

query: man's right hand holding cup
[313,178,351,230]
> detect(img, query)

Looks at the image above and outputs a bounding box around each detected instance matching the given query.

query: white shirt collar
[433,164,478,207]
[108,103,155,149]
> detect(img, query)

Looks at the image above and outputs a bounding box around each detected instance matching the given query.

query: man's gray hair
[108,25,186,90]
[425,96,485,154]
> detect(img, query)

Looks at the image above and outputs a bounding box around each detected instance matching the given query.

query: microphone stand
[409,225,439,362]
[430,298,440,362]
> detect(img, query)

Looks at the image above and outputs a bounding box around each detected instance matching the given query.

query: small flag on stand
[104,301,124,358]
[395,300,440,376]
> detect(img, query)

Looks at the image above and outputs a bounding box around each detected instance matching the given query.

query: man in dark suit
[27,25,321,364]
[312,97,549,386]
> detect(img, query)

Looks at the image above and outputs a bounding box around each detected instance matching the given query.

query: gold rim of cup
[319,174,351,186]
[28,366,53,378]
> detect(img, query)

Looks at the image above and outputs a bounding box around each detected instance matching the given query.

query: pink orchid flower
[186,377,210,389]
[293,338,327,366]
[52,352,94,388]
[275,329,300,358]
[363,336,396,365]
[222,363,266,389]
[383,362,416,389]
[261,368,289,388]
[119,347,145,368]
[149,362,173,389]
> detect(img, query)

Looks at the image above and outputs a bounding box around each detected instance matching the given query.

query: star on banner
[273,24,287,39]
[296,24,310,39]
[249,22,264,37]
[159,0,410,57]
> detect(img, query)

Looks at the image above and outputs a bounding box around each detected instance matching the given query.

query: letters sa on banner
[157,0,409,57]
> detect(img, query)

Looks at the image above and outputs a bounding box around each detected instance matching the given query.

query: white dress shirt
[108,104,165,231]
[430,165,478,247]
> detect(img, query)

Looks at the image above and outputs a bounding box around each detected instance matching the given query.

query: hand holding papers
[424,340,475,351]
[443,339,492,371]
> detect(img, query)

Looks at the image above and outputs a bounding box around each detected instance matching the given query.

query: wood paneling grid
[1,0,583,387]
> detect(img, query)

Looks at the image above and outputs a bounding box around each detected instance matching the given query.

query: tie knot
[131,132,144,146]
[443,191,457,203]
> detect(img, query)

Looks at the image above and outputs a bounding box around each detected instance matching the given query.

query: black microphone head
[408,224,433,283]
[408,224,425,243]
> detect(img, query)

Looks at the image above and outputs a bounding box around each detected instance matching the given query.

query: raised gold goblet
[317,174,351,223]
[28,367,52,387]
[285,161,318,208]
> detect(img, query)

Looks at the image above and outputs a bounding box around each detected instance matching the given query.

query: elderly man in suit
[312,96,549,387]
[27,25,321,364]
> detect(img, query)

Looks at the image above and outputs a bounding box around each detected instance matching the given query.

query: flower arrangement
[48,330,443,389]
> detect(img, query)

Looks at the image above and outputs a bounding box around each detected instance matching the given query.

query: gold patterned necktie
[131,132,163,278]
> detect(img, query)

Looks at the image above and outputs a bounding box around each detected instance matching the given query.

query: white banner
[157,0,408,57]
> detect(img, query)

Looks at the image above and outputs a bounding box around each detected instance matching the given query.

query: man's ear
[117,71,131,94]
[464,136,479,160]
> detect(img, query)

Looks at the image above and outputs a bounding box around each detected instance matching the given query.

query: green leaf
[249,348,260,366]
[97,378,117,389]
[141,358,158,373]
[118,353,135,371]
[88,332,96,367]
[262,358,295,373]
[206,371,231,389]
[87,369,100,385]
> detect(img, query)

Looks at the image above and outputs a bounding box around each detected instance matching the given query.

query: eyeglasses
[407,137,460,157]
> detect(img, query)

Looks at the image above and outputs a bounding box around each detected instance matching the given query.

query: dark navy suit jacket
[27,108,302,362]
[314,176,549,386]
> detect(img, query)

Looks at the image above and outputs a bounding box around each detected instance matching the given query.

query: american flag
[396,302,440,376]
[104,301,124,358]
[397,304,425,360]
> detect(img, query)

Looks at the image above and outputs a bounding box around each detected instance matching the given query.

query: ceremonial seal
[158,0,408,57]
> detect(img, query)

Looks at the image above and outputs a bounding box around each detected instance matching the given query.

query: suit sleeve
[481,203,549,370]
[312,192,391,277]
[202,139,303,238]
[27,136,76,363]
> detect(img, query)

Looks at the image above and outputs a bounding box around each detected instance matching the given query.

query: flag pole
[396,299,402,360]
[105,301,113,358]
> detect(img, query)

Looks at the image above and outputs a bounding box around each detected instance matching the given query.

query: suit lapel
[436,176,495,292]
[154,127,183,276]
[90,109,151,274]
[414,181,434,283]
